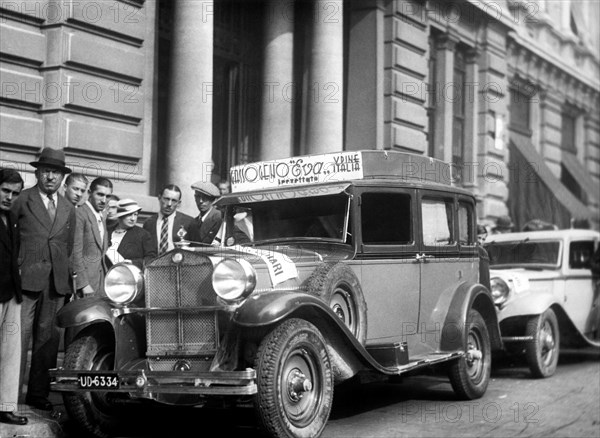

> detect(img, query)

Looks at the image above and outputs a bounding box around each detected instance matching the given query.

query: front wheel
[254,318,334,438]
[63,332,121,438]
[449,309,491,400]
[525,309,560,378]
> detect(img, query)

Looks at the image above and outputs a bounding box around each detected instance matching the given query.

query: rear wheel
[63,332,122,438]
[449,309,491,399]
[254,318,333,438]
[525,309,559,378]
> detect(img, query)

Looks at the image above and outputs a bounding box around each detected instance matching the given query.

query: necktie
[47,194,56,222]
[159,217,169,254]
[98,217,104,242]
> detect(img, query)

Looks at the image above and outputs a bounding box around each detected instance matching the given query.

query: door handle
[416,253,434,262]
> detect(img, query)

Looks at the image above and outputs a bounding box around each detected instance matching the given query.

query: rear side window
[458,202,474,245]
[361,193,412,245]
[569,241,595,269]
[421,198,453,246]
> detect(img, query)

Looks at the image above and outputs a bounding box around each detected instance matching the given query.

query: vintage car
[51,150,501,438]
[485,229,600,378]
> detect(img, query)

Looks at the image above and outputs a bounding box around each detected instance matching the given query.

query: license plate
[77,373,120,389]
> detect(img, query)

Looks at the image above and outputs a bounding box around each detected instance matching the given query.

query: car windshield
[485,239,561,268]
[223,193,351,245]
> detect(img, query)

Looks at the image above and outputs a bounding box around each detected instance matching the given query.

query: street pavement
[2,348,598,438]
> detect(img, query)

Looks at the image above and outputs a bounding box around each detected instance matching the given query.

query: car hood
[489,267,561,282]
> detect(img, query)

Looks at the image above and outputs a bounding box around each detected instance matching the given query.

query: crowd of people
[0,147,226,425]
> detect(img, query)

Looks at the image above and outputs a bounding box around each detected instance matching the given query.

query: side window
[421,198,453,246]
[569,241,594,269]
[361,193,412,245]
[458,202,474,245]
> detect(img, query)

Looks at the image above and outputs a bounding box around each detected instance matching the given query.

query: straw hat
[114,199,142,218]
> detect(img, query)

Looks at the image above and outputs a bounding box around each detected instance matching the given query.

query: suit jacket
[12,187,76,295]
[143,211,193,252]
[74,203,108,292]
[108,225,156,270]
[187,208,223,245]
[0,212,22,303]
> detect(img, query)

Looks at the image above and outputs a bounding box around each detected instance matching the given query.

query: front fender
[440,282,502,352]
[498,289,556,322]
[233,292,336,327]
[57,297,116,329]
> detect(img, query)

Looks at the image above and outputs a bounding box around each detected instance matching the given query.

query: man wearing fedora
[143,184,193,255]
[187,181,223,245]
[12,147,76,411]
[492,215,515,234]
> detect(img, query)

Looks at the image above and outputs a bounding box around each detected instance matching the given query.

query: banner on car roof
[230,151,364,192]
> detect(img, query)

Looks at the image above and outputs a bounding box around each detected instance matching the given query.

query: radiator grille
[145,251,218,356]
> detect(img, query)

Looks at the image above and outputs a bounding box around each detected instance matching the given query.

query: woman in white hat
[107,199,156,269]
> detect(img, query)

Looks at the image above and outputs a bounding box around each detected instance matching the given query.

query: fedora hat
[114,199,142,218]
[191,181,220,198]
[30,147,72,174]
[493,215,514,231]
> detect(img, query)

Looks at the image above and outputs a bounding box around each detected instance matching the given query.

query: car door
[563,238,598,335]
[351,187,421,348]
[416,191,479,354]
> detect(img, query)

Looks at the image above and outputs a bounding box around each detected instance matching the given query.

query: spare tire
[305,263,367,345]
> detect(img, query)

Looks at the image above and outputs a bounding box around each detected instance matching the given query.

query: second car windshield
[485,240,561,267]
[227,193,350,244]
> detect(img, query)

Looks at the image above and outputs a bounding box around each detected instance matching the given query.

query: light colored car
[485,229,600,378]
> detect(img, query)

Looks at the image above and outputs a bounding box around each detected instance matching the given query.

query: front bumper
[49,368,257,396]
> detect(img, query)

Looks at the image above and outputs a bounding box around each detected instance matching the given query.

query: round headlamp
[212,258,256,302]
[490,277,510,306]
[104,263,144,305]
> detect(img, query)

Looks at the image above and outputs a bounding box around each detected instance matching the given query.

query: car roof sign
[229,150,452,193]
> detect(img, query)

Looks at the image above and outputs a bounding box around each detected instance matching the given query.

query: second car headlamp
[490,277,510,307]
[104,263,144,305]
[212,258,256,302]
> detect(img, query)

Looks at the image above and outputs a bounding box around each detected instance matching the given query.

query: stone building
[1,0,598,228]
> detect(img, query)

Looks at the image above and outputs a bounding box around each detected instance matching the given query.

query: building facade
[1,0,598,228]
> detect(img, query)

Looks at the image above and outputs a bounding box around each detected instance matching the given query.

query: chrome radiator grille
[145,251,218,356]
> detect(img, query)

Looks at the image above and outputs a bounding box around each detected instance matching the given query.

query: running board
[386,352,463,374]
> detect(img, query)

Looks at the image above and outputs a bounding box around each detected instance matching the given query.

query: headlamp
[490,277,510,306]
[212,258,256,302]
[104,263,143,305]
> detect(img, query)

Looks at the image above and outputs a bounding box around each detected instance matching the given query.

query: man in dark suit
[12,148,76,411]
[0,169,28,425]
[73,177,112,297]
[143,184,192,255]
[187,181,223,245]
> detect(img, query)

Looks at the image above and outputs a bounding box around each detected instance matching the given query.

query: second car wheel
[525,308,560,378]
[448,309,491,400]
[254,318,334,438]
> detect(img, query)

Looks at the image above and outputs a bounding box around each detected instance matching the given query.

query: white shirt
[38,187,57,209]
[107,229,127,265]
[156,213,176,252]
[86,201,105,242]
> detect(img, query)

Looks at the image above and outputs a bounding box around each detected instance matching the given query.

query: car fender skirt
[56,297,115,329]
[440,283,502,352]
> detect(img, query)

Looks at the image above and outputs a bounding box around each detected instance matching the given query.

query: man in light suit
[0,168,28,425]
[73,177,113,297]
[12,148,76,412]
[187,181,223,245]
[143,184,192,255]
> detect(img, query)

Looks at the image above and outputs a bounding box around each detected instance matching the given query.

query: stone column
[165,0,214,215]
[260,0,295,160]
[305,0,344,154]
[433,34,457,164]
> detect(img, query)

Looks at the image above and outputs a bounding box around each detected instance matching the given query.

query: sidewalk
[0,353,69,438]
